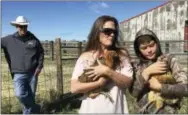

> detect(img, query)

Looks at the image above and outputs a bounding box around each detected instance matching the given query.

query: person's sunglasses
[16,25,27,29]
[100,28,118,36]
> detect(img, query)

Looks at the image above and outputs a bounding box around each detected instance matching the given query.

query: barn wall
[120,1,188,52]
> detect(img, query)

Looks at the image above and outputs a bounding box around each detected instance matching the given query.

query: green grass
[1,57,77,113]
[125,90,188,114]
[1,56,188,114]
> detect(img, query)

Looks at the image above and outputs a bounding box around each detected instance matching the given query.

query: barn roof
[120,1,172,24]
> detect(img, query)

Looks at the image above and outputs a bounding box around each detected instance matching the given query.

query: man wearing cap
[1,16,44,114]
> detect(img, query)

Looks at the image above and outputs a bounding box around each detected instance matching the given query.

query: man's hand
[34,68,41,77]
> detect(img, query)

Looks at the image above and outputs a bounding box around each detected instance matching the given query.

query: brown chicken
[140,55,179,113]
[78,50,119,103]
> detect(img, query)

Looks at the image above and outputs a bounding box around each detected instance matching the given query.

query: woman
[71,15,133,113]
[129,28,187,114]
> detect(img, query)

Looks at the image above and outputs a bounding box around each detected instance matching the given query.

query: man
[1,16,44,114]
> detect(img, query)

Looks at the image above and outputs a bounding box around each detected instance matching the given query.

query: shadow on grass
[39,89,82,114]
[1,89,82,114]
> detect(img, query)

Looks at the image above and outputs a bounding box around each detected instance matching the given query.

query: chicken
[140,55,179,113]
[78,50,119,103]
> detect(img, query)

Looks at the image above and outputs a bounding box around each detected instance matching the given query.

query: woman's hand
[98,77,108,87]
[88,77,108,99]
[149,77,162,92]
[85,59,110,81]
[142,61,167,81]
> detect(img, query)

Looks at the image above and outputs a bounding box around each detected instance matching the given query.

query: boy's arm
[129,64,149,100]
[160,55,187,97]
[161,84,188,97]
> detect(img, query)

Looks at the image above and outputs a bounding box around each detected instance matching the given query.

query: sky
[1,1,167,41]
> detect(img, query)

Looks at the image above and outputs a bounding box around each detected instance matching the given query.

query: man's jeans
[13,72,39,114]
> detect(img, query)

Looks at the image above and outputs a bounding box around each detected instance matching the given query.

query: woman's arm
[86,57,133,89]
[71,77,107,94]
[70,52,108,94]
[105,68,132,88]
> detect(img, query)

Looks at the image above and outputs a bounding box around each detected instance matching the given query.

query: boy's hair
[137,35,154,46]
[134,28,163,62]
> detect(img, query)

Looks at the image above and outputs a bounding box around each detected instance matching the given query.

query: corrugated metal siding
[120,1,188,41]
[120,1,188,52]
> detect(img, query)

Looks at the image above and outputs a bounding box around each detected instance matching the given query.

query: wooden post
[165,42,169,53]
[50,41,54,61]
[78,42,82,56]
[45,40,49,56]
[55,38,63,94]
[184,20,188,52]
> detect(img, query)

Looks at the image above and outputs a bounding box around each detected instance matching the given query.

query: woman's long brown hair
[85,15,131,67]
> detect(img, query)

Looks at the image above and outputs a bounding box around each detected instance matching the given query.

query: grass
[1,56,188,114]
[125,90,188,114]
[1,57,77,113]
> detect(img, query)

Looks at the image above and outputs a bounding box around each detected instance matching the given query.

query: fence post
[50,41,54,61]
[55,38,63,94]
[165,42,169,53]
[184,20,188,52]
[78,42,82,56]
[43,40,48,56]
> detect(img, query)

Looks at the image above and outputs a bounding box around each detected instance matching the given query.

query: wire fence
[1,57,57,113]
[1,39,188,113]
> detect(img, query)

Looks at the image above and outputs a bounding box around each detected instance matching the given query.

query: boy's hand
[149,77,162,92]
[142,61,167,81]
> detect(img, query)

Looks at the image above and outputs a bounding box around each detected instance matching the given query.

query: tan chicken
[78,50,119,103]
[146,55,179,113]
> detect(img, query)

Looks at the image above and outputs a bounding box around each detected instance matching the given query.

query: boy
[130,28,187,114]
